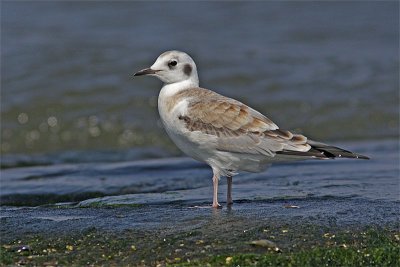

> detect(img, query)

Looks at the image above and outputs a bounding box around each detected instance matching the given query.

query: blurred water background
[1,2,399,207]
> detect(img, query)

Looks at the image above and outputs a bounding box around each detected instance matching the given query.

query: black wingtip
[355,154,370,160]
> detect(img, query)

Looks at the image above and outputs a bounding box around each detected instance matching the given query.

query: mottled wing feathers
[178,87,311,157]
[188,99,277,132]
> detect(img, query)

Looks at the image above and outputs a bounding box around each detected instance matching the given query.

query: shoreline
[1,198,399,266]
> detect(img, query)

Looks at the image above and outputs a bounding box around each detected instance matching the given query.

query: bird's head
[134,50,199,86]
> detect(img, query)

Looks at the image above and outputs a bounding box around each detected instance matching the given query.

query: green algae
[1,225,398,266]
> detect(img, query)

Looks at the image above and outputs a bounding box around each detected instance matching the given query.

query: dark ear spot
[183,64,192,76]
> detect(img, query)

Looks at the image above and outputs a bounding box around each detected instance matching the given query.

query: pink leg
[212,174,222,209]
[227,175,233,205]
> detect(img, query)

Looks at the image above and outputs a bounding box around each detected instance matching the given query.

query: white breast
[158,86,219,163]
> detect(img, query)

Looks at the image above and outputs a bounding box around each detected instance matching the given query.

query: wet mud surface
[1,140,399,265]
[1,198,399,243]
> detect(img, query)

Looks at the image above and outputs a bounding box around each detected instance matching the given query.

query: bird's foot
[212,202,222,209]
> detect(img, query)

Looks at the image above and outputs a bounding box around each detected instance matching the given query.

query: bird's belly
[158,104,270,175]
[163,118,271,174]
[164,123,213,163]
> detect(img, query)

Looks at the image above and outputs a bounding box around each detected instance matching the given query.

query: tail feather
[276,140,370,160]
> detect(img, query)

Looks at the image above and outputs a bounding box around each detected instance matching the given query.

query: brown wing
[178,88,310,157]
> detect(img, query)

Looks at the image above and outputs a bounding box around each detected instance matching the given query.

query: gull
[134,50,369,208]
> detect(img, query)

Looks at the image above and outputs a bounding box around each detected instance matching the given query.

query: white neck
[160,78,199,97]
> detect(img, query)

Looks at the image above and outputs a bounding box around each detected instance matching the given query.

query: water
[1,2,398,156]
[1,2,399,210]
[1,140,398,207]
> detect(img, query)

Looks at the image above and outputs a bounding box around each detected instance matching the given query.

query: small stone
[17,245,32,253]
[249,239,281,252]
[284,205,300,209]
[323,233,335,238]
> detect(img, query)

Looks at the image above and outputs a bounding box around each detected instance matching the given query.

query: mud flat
[1,140,399,265]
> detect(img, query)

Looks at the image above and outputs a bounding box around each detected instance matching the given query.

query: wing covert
[178,88,310,156]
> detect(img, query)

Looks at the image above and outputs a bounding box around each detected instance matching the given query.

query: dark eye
[168,60,177,67]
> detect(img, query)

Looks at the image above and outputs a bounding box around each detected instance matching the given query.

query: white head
[134,50,199,86]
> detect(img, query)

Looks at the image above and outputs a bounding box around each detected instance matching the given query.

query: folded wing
[179,88,312,157]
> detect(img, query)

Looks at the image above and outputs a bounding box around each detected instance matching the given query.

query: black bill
[133,68,158,76]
